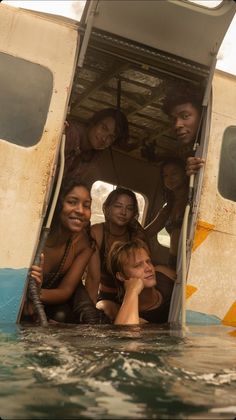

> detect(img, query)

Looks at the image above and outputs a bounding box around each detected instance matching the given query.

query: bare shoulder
[72,231,92,253]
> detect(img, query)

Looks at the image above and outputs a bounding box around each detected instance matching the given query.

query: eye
[134,262,142,268]
[67,199,76,205]
[83,203,91,209]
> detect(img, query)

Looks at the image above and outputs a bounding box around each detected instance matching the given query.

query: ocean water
[0,323,236,419]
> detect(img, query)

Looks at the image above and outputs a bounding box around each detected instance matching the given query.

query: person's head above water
[160,157,188,191]
[87,108,129,150]
[52,179,92,234]
[107,238,156,289]
[162,85,203,145]
[102,187,139,226]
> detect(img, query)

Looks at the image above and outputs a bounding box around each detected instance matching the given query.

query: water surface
[0,323,236,419]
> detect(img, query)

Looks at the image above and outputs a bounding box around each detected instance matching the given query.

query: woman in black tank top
[85,187,150,306]
[23,180,110,325]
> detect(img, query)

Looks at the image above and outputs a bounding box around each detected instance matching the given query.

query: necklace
[44,238,72,289]
[104,224,130,258]
[105,222,129,239]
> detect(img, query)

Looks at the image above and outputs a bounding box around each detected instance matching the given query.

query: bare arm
[114,278,144,325]
[145,205,170,239]
[85,246,101,304]
[85,224,102,304]
[40,245,93,305]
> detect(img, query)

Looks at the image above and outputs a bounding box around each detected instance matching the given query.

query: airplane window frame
[0,52,53,147]
[218,125,236,202]
[186,0,223,9]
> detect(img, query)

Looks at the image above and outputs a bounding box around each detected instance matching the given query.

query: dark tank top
[99,224,132,289]
[99,223,148,289]
[139,272,174,324]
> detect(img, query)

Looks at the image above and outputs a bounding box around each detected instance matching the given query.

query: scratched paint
[0,5,79,323]
[186,73,236,327]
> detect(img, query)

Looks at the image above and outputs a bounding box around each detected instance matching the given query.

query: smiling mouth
[117,217,127,222]
[177,132,187,138]
[69,217,84,223]
[145,274,155,281]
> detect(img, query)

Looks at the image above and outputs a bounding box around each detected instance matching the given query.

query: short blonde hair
[107,238,150,278]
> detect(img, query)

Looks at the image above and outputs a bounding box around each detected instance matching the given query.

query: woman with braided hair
[25,179,110,324]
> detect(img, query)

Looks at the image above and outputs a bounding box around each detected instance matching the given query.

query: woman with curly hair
[25,179,109,324]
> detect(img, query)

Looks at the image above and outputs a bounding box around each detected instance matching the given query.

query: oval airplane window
[91,181,146,225]
[0,52,53,147]
[158,228,170,248]
[218,126,236,202]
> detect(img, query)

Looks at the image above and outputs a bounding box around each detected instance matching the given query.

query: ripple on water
[0,323,236,419]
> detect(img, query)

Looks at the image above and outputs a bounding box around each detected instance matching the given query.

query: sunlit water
[0,323,236,419]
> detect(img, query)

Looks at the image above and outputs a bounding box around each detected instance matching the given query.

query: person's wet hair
[162,83,204,116]
[107,238,150,278]
[88,108,129,147]
[106,238,150,300]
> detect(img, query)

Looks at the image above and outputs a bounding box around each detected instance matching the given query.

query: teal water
[0,323,236,419]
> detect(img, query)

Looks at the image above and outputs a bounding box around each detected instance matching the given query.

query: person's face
[88,116,116,150]
[170,102,200,145]
[120,248,156,288]
[107,194,136,226]
[60,186,91,233]
[163,163,186,191]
